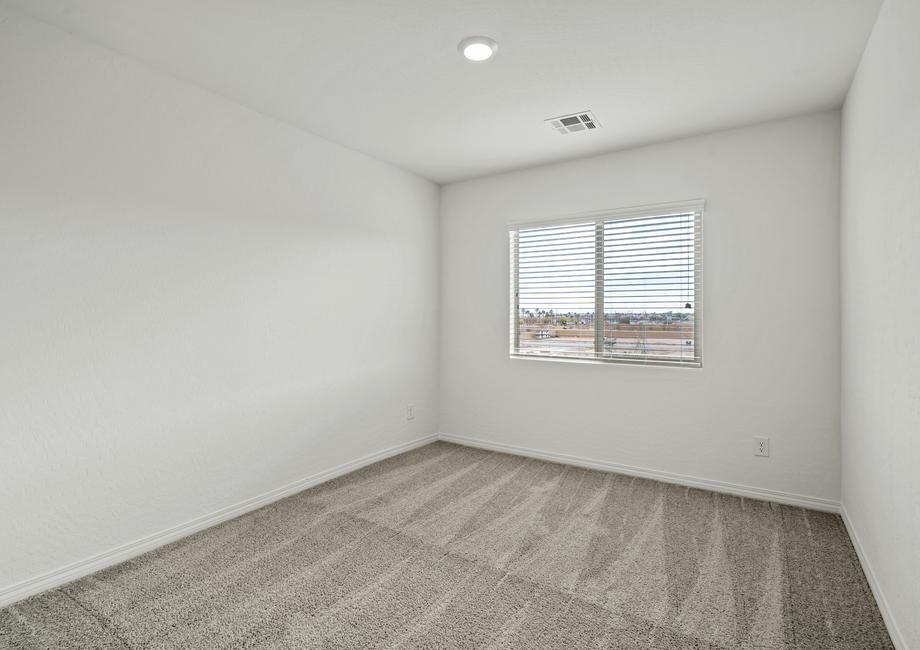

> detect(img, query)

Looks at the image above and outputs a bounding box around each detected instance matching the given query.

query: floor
[0,442,893,649]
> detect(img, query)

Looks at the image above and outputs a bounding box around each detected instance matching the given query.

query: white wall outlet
[406,404,415,421]
[754,436,770,457]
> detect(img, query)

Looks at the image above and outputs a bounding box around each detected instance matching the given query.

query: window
[509,201,702,367]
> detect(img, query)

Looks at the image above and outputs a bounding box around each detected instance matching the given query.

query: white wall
[840,0,920,646]
[0,9,439,590]
[440,112,842,504]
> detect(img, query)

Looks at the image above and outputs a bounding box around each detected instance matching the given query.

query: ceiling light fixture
[458,36,498,62]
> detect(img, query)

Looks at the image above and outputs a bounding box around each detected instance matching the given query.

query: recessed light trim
[458,36,498,62]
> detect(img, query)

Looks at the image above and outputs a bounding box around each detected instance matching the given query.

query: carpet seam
[60,588,133,649]
[779,506,799,649]
[347,500,731,649]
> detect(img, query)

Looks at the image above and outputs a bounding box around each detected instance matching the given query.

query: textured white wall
[440,112,842,503]
[841,0,920,646]
[0,10,439,588]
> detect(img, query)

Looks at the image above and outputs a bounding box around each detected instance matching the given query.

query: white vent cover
[546,111,601,134]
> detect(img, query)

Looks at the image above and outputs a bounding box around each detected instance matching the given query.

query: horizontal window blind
[509,201,702,367]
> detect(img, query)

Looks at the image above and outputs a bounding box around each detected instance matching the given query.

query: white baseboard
[0,433,438,608]
[437,432,841,513]
[6,431,901,648]
[0,432,860,616]
[840,506,907,650]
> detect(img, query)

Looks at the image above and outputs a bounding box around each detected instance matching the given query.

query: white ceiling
[3,0,882,183]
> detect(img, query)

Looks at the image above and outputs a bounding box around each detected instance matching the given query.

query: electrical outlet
[754,436,770,457]
[406,404,415,421]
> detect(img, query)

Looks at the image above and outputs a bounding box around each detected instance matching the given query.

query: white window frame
[509,200,704,368]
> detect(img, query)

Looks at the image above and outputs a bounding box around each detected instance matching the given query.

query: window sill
[509,353,701,369]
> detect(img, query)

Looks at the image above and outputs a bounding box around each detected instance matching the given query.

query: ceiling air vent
[546,111,600,134]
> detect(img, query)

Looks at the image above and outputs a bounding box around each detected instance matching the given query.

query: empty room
[1,1,918,648]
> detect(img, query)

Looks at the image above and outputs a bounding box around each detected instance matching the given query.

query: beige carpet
[0,442,893,649]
